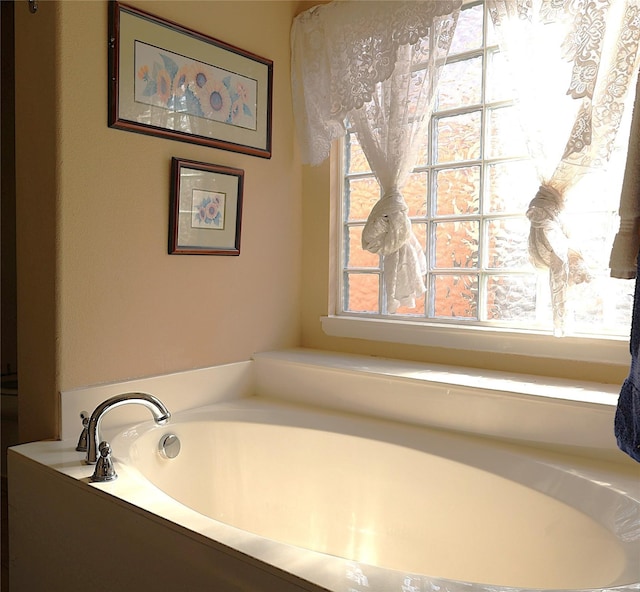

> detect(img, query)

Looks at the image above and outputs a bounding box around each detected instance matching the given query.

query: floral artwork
[111,4,272,158]
[169,158,243,255]
[192,189,225,230]
[134,41,257,131]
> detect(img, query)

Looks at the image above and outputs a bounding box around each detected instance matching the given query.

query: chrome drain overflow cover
[158,433,181,459]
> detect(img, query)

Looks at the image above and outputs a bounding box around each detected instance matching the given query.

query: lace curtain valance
[291,1,462,167]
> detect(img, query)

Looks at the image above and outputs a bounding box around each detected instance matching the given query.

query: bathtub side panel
[7,449,323,592]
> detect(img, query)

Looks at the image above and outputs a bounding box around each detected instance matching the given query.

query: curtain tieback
[362,190,411,256]
[526,184,591,285]
[526,185,562,227]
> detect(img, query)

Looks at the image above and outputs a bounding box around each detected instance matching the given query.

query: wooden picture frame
[169,158,244,255]
[109,2,273,158]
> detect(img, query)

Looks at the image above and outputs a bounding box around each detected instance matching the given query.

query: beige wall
[15,1,304,442]
[14,0,628,443]
[15,1,60,443]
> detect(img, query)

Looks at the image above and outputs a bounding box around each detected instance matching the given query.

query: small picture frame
[169,158,243,255]
[109,2,273,158]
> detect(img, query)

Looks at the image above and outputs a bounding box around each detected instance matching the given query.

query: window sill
[321,315,630,366]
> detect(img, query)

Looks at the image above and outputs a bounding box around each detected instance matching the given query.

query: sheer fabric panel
[291,1,461,311]
[488,0,640,335]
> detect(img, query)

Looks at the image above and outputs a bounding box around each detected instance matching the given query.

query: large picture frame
[169,158,244,256]
[109,2,273,158]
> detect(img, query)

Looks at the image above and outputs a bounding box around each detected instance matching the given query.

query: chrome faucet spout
[85,392,171,464]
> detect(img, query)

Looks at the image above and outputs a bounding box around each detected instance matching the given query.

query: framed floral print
[169,158,244,255]
[109,2,273,158]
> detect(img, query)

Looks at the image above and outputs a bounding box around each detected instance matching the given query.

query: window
[337,1,634,341]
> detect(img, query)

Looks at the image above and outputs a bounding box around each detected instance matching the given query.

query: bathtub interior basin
[111,400,640,591]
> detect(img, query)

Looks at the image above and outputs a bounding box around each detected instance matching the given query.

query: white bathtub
[8,351,640,592]
[103,398,640,591]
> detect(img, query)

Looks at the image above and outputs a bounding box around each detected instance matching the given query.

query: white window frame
[322,0,632,368]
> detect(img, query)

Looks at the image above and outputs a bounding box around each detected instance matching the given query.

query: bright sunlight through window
[338,1,635,338]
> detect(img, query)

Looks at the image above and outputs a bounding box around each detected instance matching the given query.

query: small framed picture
[169,158,243,255]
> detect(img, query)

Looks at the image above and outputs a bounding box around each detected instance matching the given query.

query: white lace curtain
[291,0,461,312]
[292,0,640,329]
[487,0,640,335]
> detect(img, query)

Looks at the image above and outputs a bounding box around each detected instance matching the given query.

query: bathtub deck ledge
[253,348,627,462]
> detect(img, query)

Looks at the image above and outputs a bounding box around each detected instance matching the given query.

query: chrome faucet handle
[75,411,90,452]
[91,441,117,482]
